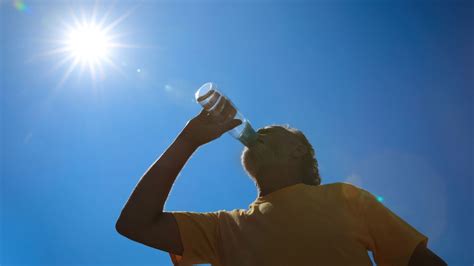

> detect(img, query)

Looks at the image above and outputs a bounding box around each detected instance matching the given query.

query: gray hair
[269,124,321,186]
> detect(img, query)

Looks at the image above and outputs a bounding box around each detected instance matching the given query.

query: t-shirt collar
[253,182,307,204]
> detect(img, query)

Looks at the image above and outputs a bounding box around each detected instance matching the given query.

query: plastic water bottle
[195,82,259,147]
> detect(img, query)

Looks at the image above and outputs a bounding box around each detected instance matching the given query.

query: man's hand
[180,97,242,148]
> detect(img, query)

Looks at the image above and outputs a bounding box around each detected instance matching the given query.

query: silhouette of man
[116,98,446,265]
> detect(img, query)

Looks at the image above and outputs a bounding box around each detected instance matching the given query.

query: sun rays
[43,6,135,87]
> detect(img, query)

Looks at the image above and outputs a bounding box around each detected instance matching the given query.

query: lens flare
[14,0,28,12]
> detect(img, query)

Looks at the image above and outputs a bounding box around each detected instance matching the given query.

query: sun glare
[66,23,110,64]
[43,7,134,86]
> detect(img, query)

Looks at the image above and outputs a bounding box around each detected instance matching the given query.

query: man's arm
[115,131,197,255]
[408,242,447,266]
[115,98,240,254]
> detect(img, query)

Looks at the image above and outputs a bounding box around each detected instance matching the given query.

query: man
[116,97,446,266]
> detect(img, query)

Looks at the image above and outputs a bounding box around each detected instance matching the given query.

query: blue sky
[1,0,472,265]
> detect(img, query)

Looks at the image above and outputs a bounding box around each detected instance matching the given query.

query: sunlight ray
[97,8,111,29]
[97,60,106,81]
[102,7,135,34]
[88,61,96,82]
[36,47,71,57]
[91,0,99,24]
[50,53,76,73]
[102,56,126,77]
[57,57,80,88]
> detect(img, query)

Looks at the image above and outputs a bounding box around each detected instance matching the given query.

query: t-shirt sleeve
[358,188,428,266]
[169,211,220,266]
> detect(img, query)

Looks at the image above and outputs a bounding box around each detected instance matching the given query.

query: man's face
[241,126,302,180]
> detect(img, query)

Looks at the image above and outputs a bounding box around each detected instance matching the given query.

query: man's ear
[291,143,307,158]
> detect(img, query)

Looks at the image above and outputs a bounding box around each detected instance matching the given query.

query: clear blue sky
[1,0,472,265]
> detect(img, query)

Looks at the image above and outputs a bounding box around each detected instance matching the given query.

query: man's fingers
[202,91,221,110]
[221,100,237,122]
[223,119,242,132]
[212,97,238,124]
[197,108,210,119]
[211,96,226,116]
[198,97,239,128]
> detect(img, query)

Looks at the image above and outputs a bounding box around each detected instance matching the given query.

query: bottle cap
[195,82,215,103]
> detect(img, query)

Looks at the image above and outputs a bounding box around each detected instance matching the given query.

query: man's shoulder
[171,209,248,225]
[320,182,362,191]
[319,182,368,200]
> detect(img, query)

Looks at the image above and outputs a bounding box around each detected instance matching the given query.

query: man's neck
[257,178,302,197]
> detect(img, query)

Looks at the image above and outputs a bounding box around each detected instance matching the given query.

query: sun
[65,23,111,64]
[43,7,133,86]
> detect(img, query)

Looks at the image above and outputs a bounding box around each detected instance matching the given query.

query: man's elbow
[115,216,152,240]
[408,243,447,266]
[115,218,131,237]
[115,215,140,237]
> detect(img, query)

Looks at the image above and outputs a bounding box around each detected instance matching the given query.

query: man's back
[170,182,427,266]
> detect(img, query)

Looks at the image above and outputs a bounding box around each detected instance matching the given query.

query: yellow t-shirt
[170,182,428,266]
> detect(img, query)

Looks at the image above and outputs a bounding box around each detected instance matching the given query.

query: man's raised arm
[115,98,240,254]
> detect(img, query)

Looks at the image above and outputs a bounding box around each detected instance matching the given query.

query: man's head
[241,125,321,189]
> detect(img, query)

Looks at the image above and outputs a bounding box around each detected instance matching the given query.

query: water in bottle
[195,82,259,147]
